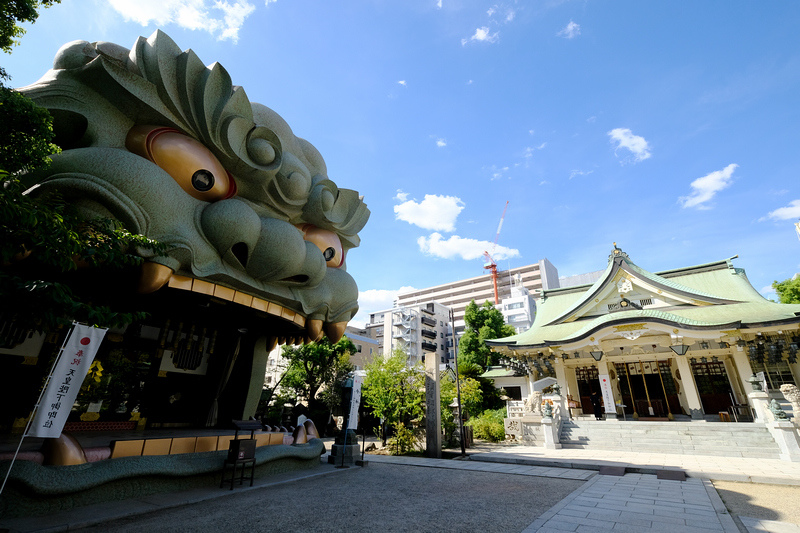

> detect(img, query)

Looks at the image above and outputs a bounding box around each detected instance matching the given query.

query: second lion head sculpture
[20,30,369,343]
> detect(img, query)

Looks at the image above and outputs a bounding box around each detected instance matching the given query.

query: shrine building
[487,245,800,420]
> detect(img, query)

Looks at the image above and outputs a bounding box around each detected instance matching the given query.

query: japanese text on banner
[28,324,107,438]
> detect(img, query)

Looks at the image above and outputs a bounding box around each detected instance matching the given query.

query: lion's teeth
[137,262,173,294]
[323,321,346,343]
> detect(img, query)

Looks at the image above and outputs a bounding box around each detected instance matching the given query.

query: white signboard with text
[347,371,366,430]
[599,374,616,415]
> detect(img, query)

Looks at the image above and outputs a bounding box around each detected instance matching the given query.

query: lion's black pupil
[323,247,335,261]
[192,169,215,191]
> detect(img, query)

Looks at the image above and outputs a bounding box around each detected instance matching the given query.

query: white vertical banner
[27,324,107,438]
[599,374,616,415]
[347,371,366,430]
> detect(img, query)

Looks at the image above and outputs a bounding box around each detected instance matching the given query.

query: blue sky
[5,1,800,327]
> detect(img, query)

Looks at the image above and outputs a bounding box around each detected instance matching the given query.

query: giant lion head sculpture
[19,30,369,345]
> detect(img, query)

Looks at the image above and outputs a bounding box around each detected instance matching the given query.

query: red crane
[484,201,509,305]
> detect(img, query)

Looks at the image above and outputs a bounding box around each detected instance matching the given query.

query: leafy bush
[388,422,422,455]
[466,407,507,442]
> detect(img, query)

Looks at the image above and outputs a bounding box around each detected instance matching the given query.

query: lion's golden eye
[191,169,215,192]
[296,224,344,268]
[126,125,236,201]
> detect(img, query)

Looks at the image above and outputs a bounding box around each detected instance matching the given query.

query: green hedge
[466,407,506,442]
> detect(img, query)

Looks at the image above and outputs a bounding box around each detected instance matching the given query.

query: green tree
[362,350,425,446]
[1,176,166,337]
[1,0,166,340]
[280,337,356,432]
[458,300,516,370]
[1,1,60,55]
[773,277,800,304]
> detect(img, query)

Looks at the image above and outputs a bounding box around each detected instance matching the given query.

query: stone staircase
[559,419,783,459]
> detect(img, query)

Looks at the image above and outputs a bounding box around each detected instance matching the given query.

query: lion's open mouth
[138,262,346,347]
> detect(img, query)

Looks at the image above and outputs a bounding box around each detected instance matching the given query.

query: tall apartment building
[499,273,537,333]
[366,301,453,365]
[394,259,560,334]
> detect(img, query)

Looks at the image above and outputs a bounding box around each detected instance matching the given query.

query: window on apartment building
[265,376,272,384]
[268,358,275,366]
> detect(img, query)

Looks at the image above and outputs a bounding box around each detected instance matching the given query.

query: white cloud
[487,7,495,16]
[108,0,256,42]
[766,199,800,220]
[436,138,447,147]
[506,10,515,22]
[394,194,465,232]
[558,20,581,39]
[417,233,520,261]
[351,286,418,327]
[394,190,409,202]
[608,128,651,163]
[462,26,499,46]
[679,163,738,209]
[569,169,593,180]
[488,165,510,180]
[398,80,407,86]
[437,0,442,8]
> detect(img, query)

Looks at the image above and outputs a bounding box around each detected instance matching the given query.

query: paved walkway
[452,443,800,485]
[523,472,737,533]
[2,442,799,532]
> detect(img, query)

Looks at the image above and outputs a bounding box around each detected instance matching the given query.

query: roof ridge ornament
[608,242,629,263]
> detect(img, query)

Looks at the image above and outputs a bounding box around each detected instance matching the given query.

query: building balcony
[421,341,437,352]
[421,329,437,339]
[420,316,436,327]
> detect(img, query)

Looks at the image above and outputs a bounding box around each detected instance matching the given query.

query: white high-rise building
[394,259,560,335]
[499,273,537,333]
[366,301,453,365]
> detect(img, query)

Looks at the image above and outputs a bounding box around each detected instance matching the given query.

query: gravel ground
[713,481,800,526]
[81,463,584,533]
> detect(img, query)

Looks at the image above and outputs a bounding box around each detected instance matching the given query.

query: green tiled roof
[489,254,800,349]
[480,367,517,378]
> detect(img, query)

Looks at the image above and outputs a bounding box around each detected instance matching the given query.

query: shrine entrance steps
[559,419,782,459]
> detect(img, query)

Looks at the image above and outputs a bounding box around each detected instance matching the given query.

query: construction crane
[483,201,509,305]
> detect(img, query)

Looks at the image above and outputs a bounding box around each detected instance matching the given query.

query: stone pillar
[541,413,561,449]
[425,352,441,458]
[768,421,800,462]
[328,430,360,465]
[555,362,567,391]
[565,365,580,408]
[240,333,267,420]
[748,390,770,423]
[674,356,704,419]
[730,349,754,404]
